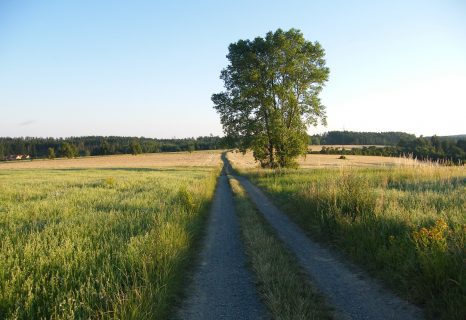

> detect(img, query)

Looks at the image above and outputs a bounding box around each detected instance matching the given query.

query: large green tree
[212,28,329,168]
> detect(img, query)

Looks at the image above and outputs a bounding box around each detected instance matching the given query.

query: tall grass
[0,167,219,319]
[242,165,465,319]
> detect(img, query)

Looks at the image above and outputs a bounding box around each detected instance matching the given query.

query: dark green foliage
[0,135,231,160]
[309,131,466,164]
[129,139,142,155]
[47,147,55,159]
[187,140,195,153]
[318,131,416,145]
[60,142,77,158]
[434,134,466,141]
[100,139,113,155]
[213,28,329,168]
[398,136,466,163]
[309,134,321,145]
[313,136,466,164]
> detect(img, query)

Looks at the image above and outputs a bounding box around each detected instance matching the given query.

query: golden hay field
[307,145,385,152]
[0,151,222,169]
[227,150,423,168]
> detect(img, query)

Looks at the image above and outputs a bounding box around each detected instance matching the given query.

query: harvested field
[0,151,222,170]
[228,151,422,168]
[308,144,385,152]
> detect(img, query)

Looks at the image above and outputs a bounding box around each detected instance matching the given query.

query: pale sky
[1,0,465,138]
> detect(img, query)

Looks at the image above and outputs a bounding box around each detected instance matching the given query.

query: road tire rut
[176,165,267,320]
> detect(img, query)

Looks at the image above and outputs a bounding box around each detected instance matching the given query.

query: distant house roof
[5,154,31,160]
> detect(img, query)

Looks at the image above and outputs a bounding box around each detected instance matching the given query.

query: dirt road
[176,164,266,319]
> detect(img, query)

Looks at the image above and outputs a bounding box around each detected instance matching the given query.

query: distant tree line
[309,131,417,146]
[313,136,466,164]
[2,132,464,164]
[0,136,228,160]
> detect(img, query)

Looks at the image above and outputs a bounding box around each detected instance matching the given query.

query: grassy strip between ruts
[228,176,332,320]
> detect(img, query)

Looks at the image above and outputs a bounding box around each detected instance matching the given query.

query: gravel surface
[236,175,424,320]
[176,164,267,320]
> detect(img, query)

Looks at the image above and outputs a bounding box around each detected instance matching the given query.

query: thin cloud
[18,120,36,126]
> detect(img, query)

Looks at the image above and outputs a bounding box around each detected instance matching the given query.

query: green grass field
[240,165,465,319]
[0,167,218,319]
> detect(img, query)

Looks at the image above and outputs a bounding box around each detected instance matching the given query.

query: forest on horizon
[1,131,465,164]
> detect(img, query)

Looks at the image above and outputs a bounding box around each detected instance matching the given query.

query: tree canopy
[212,28,329,168]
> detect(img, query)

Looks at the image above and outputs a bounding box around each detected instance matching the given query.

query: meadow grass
[239,165,465,319]
[0,167,219,319]
[229,176,332,320]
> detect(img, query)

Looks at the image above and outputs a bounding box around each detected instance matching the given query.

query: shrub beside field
[0,167,218,319]
[242,166,465,319]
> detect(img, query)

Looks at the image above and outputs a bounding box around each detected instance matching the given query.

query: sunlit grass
[240,165,465,319]
[0,167,219,319]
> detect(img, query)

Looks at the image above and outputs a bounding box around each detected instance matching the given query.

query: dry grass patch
[0,151,222,170]
[228,150,422,169]
[307,145,385,152]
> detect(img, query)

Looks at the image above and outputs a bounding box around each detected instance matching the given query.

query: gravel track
[176,163,267,320]
[235,175,424,320]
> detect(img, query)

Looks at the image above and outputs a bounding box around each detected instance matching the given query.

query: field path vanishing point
[176,159,267,320]
[234,173,424,320]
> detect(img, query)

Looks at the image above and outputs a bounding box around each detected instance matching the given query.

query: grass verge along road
[239,163,465,319]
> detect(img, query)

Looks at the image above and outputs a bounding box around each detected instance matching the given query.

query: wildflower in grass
[412,218,449,252]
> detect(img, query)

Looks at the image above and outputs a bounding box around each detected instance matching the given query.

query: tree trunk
[268,142,275,167]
